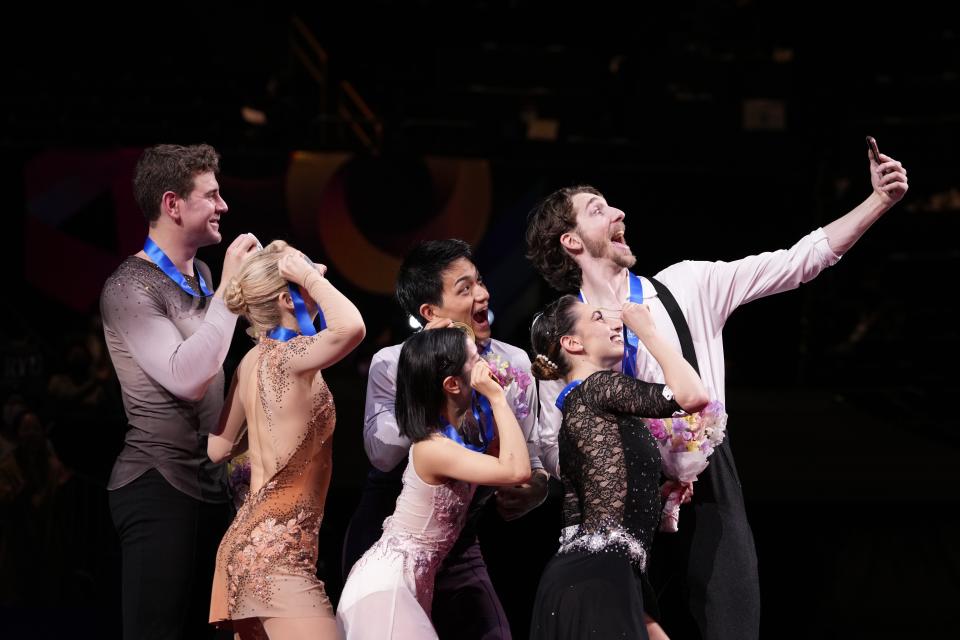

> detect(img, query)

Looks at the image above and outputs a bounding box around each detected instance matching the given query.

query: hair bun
[223,278,248,315]
[531,353,562,381]
[264,239,289,254]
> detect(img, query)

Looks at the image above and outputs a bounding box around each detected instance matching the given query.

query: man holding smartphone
[525,141,908,640]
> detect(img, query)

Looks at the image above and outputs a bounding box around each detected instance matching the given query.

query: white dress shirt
[537,227,841,478]
[363,338,543,472]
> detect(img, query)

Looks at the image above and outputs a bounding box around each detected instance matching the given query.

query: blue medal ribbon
[267,259,328,340]
[266,284,325,340]
[621,272,644,378]
[555,379,583,411]
[439,392,495,452]
[265,326,300,342]
[288,284,323,336]
[143,237,212,297]
[578,272,643,377]
[289,254,327,333]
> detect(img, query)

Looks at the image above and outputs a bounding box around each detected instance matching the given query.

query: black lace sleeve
[578,370,681,419]
[558,370,675,538]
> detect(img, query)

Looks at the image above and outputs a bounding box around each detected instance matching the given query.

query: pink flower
[482,353,534,420]
[647,419,667,440]
[644,402,728,455]
[646,401,728,533]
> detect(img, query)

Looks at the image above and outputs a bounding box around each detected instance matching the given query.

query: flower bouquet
[644,401,727,532]
[226,451,252,510]
[482,351,533,420]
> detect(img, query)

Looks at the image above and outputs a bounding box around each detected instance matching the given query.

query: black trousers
[108,468,230,640]
[649,436,762,640]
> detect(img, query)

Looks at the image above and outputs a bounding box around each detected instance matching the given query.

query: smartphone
[866,136,881,164]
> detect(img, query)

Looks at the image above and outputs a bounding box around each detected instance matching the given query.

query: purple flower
[511,367,533,394]
[514,401,530,420]
[229,458,251,485]
[481,353,535,420]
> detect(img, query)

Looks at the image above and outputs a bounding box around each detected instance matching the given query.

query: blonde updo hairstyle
[223,240,293,337]
[529,294,580,381]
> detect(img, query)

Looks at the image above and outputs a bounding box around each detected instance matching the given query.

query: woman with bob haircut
[337,323,530,639]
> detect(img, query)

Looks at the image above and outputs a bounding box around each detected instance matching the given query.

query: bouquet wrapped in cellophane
[644,401,727,532]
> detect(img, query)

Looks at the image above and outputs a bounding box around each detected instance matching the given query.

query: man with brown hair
[102,144,259,639]
[525,146,908,640]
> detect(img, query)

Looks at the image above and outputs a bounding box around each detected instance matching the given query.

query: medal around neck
[143,237,212,297]
[265,269,327,341]
[578,272,643,377]
[439,392,495,452]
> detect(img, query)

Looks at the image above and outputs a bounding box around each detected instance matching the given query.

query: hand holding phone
[866,136,881,164]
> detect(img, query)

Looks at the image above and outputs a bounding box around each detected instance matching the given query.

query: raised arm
[101,266,238,402]
[823,147,908,254]
[578,371,683,420]
[415,360,531,486]
[684,148,908,326]
[621,302,708,413]
[277,251,366,375]
[679,228,840,330]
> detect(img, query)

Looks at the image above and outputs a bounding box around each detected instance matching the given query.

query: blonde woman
[207,241,365,639]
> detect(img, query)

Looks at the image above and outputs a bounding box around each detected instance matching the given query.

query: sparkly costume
[537,229,843,639]
[530,370,680,640]
[102,256,237,640]
[103,257,234,501]
[342,339,540,639]
[337,447,476,639]
[209,334,337,630]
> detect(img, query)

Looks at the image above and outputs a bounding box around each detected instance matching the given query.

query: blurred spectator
[1,311,47,403]
[47,342,109,416]
[4,411,70,509]
[45,316,126,486]
[0,410,71,603]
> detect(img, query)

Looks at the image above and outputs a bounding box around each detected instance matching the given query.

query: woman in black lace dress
[528,295,708,640]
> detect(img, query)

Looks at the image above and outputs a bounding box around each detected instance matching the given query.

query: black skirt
[529,548,657,640]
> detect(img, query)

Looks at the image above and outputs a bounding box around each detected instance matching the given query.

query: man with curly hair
[525,145,908,640]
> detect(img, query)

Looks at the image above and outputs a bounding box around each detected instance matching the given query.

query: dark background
[1,3,958,638]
